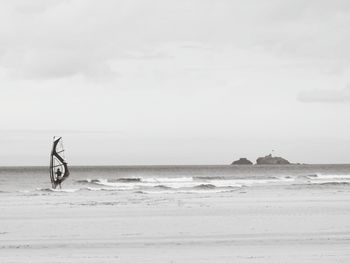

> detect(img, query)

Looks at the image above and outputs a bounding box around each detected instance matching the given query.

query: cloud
[3,48,116,80]
[1,0,350,81]
[298,86,350,103]
[14,0,67,15]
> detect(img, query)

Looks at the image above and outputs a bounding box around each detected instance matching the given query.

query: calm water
[1,165,350,194]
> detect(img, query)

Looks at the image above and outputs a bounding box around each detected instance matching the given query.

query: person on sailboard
[55,168,62,189]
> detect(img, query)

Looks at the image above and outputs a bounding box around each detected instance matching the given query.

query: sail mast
[49,137,56,188]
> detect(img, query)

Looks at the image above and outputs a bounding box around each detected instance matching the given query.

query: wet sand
[1,185,350,262]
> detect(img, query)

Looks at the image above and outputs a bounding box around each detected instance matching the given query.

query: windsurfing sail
[49,137,70,189]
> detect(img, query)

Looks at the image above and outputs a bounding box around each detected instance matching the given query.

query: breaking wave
[28,172,350,195]
[111,178,142,183]
[71,175,296,193]
[154,185,172,190]
[312,174,350,180]
[299,173,350,184]
[193,176,225,180]
[194,184,217,189]
[136,189,237,195]
[35,188,79,193]
[316,182,350,186]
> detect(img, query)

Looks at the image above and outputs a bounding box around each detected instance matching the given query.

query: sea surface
[1,164,350,194]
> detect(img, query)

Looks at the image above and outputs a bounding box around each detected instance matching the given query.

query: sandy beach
[1,174,350,263]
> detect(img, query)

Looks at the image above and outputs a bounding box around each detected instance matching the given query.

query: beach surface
[1,165,350,262]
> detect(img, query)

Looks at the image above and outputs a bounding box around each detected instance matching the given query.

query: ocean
[1,164,350,194]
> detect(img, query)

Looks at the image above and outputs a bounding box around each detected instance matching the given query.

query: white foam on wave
[153,182,208,189]
[308,180,350,185]
[86,177,198,190]
[35,188,79,193]
[142,177,193,183]
[312,174,350,180]
[303,174,350,185]
[90,179,135,190]
[137,188,237,195]
[83,187,118,191]
[211,177,294,187]
[77,175,298,191]
[292,173,350,187]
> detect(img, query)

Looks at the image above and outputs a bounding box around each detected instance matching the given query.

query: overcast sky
[1,0,350,165]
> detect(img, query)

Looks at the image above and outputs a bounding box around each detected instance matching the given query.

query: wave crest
[36,188,79,193]
[194,184,216,189]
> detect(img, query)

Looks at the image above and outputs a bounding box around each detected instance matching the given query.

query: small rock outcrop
[256,154,290,165]
[231,158,253,165]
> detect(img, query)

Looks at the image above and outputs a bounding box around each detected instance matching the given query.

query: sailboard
[49,137,70,189]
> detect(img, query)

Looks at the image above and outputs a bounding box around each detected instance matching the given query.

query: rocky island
[231,158,253,165]
[256,154,290,165]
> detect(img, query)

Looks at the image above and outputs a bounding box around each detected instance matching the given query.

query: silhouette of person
[55,168,62,189]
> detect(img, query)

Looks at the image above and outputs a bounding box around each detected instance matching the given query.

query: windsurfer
[50,137,69,189]
[55,168,62,189]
